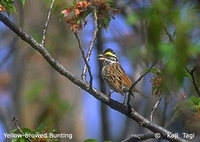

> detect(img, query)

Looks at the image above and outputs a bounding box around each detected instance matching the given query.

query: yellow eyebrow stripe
[105,52,115,56]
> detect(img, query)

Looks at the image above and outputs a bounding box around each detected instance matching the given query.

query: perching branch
[81,8,98,81]
[12,117,33,142]
[121,133,156,142]
[185,67,200,97]
[74,32,93,88]
[150,94,163,122]
[41,0,55,45]
[0,13,189,142]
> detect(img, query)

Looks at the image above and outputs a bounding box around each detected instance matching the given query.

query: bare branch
[0,13,189,142]
[12,117,33,142]
[128,61,157,95]
[41,0,55,46]
[81,8,98,81]
[121,133,156,142]
[74,32,93,88]
[127,61,157,113]
[150,94,163,122]
[164,26,174,42]
[185,67,200,97]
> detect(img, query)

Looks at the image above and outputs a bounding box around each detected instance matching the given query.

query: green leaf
[25,80,45,103]
[189,96,200,105]
[98,14,111,31]
[127,12,138,25]
[183,69,191,78]
[158,43,174,58]
[12,128,32,134]
[0,0,15,15]
[12,6,16,14]
[12,138,26,142]
[170,105,181,124]
[84,139,98,142]
[11,138,18,142]
[51,129,57,133]
[83,8,92,19]
[52,139,59,142]
[21,0,26,6]
[5,7,11,16]
[38,123,47,132]
[152,86,156,95]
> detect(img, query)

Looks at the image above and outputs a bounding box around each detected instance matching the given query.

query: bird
[98,48,148,104]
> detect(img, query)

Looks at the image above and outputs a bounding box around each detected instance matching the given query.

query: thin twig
[74,32,93,88]
[128,61,157,94]
[81,8,98,81]
[12,117,33,142]
[121,133,156,142]
[41,0,55,45]
[185,67,200,97]
[172,30,176,39]
[127,61,157,112]
[127,61,157,110]
[164,26,174,42]
[150,94,163,122]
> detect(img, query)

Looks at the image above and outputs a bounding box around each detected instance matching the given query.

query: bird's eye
[108,56,118,61]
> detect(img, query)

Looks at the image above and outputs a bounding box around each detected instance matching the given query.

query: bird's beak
[98,54,105,61]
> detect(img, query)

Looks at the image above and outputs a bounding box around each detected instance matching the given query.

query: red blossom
[0,5,6,12]
[61,8,72,17]
[70,23,82,32]
[112,9,121,14]
[180,93,186,99]
[61,0,91,32]
[74,9,80,16]
[76,1,91,8]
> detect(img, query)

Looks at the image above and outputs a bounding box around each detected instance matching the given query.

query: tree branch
[128,61,157,94]
[185,67,200,97]
[74,32,93,88]
[127,61,157,108]
[41,0,55,46]
[121,133,156,142]
[12,117,33,142]
[0,13,189,142]
[81,8,98,81]
[164,26,175,42]
[150,94,163,122]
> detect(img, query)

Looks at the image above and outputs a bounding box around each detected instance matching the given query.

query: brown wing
[102,63,132,96]
[111,63,132,88]
[102,66,124,96]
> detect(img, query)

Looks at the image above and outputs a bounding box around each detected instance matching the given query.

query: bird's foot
[107,91,111,99]
[122,94,127,106]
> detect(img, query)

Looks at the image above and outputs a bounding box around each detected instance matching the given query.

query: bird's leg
[123,93,127,105]
[107,90,114,98]
[122,86,129,105]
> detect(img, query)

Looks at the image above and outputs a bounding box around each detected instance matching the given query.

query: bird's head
[98,48,119,64]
